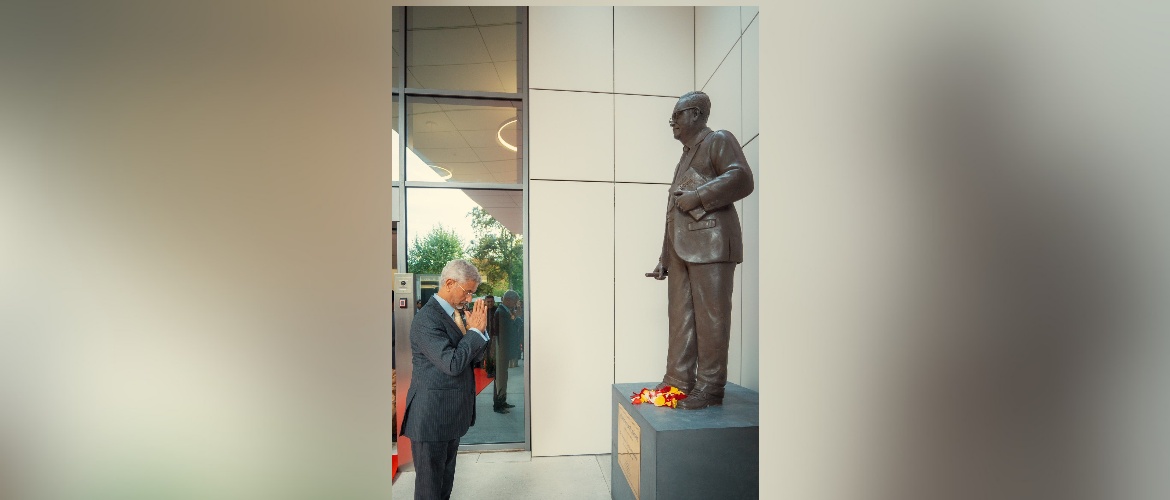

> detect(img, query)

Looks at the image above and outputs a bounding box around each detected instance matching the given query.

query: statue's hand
[672,189,701,212]
[644,263,668,280]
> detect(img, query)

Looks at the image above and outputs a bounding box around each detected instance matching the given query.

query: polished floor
[463,363,526,444]
[392,451,613,500]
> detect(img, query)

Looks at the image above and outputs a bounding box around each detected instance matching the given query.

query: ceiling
[392,6,523,184]
[392,7,525,236]
[465,190,523,236]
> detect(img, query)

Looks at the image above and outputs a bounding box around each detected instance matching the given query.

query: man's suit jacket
[661,127,755,265]
[400,296,490,442]
[496,304,523,360]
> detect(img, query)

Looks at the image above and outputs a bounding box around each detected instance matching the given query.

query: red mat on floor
[473,367,493,395]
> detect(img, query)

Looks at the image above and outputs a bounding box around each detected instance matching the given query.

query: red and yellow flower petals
[630,386,689,408]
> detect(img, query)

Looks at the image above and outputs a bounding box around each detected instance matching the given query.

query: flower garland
[630,386,687,408]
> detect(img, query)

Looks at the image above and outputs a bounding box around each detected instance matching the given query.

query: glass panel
[392,94,401,182]
[406,187,524,445]
[405,6,521,93]
[392,7,403,91]
[406,97,522,185]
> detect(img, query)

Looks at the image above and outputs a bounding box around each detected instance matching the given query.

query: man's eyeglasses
[455,282,475,297]
[669,106,700,124]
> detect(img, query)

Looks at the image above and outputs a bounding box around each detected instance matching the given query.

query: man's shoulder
[414,300,446,324]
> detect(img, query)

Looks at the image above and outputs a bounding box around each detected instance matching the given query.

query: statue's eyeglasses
[669,106,699,124]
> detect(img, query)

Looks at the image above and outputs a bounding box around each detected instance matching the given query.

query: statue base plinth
[611,382,759,500]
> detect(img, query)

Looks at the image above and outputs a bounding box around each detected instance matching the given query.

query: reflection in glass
[405,7,521,93]
[406,187,525,445]
[406,98,522,185]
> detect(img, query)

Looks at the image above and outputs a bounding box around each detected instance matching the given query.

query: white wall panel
[614,7,694,97]
[695,7,741,90]
[740,139,759,390]
[743,17,760,142]
[529,7,613,92]
[530,180,615,456]
[615,94,681,184]
[741,6,759,34]
[614,183,671,385]
[702,39,743,140]
[530,90,614,182]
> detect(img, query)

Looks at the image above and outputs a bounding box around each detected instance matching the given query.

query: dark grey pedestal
[611,382,759,500]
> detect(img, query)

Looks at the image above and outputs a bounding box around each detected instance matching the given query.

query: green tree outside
[407,224,465,275]
[466,207,523,298]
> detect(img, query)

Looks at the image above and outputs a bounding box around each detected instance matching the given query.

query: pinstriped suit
[401,296,489,499]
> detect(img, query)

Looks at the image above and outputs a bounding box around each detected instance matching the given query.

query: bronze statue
[646,91,754,410]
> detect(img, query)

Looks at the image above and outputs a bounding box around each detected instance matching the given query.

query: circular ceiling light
[430,164,453,180]
[497,119,518,152]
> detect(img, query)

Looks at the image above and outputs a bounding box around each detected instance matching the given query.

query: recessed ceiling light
[497,119,518,152]
[430,164,453,180]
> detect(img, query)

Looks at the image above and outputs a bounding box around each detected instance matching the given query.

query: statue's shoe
[677,391,723,410]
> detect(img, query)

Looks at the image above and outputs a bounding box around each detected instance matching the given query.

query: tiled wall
[529,6,759,457]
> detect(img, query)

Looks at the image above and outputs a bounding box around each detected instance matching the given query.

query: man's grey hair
[678,90,711,122]
[502,290,519,302]
[440,259,481,286]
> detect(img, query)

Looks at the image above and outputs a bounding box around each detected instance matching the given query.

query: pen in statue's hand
[645,262,668,280]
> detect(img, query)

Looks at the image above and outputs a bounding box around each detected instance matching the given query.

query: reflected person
[493,290,521,414]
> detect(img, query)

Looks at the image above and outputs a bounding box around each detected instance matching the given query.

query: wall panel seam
[700,35,744,93]
[531,88,680,99]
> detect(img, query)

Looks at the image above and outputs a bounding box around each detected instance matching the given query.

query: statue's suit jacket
[400,296,489,442]
[661,127,755,265]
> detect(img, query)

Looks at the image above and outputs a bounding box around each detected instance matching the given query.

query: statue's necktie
[452,309,467,334]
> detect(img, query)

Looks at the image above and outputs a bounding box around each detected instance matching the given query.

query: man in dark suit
[492,290,522,413]
[400,259,491,499]
[646,90,754,410]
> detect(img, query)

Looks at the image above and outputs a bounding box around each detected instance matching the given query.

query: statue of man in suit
[646,90,754,410]
[400,259,490,499]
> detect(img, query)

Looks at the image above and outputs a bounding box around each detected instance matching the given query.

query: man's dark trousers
[661,239,736,398]
[413,438,460,500]
[493,334,509,408]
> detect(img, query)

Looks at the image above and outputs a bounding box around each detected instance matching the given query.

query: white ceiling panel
[495,61,518,93]
[409,7,476,29]
[470,192,521,207]
[459,130,499,148]
[470,7,518,26]
[406,71,423,89]
[483,160,521,173]
[409,63,505,93]
[409,27,491,66]
[408,109,457,133]
[473,146,517,162]
[445,108,517,131]
[413,147,477,164]
[410,131,470,150]
[465,190,523,235]
[479,24,519,62]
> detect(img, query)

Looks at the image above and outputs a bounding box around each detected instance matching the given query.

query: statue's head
[670,91,711,142]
